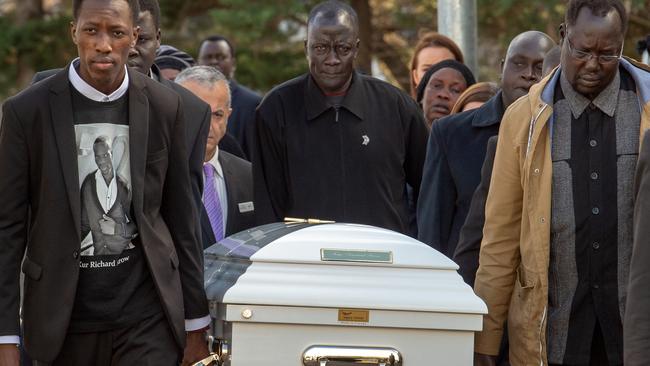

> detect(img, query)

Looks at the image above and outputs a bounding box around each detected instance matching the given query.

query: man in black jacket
[417,31,555,257]
[254,0,427,233]
[198,35,262,159]
[126,0,210,245]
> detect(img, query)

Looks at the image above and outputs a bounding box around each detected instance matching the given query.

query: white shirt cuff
[185,315,211,331]
[0,336,20,345]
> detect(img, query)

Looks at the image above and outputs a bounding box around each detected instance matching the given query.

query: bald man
[253,0,427,233]
[417,31,556,258]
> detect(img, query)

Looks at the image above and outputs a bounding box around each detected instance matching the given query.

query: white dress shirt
[95,170,118,213]
[68,58,129,102]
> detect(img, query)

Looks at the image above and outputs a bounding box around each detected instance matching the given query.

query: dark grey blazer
[625,130,650,365]
[5,67,208,361]
[201,151,255,249]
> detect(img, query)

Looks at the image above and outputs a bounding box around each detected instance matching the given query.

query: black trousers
[33,312,180,366]
[549,322,618,366]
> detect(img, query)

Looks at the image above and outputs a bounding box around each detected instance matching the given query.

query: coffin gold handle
[284,217,336,224]
[303,345,402,366]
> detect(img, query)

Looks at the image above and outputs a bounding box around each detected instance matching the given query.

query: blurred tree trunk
[374,35,411,90]
[15,0,43,88]
[351,0,372,74]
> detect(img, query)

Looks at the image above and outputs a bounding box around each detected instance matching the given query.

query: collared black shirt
[253,72,428,233]
[550,69,637,365]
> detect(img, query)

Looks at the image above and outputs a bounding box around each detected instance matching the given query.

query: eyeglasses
[565,35,622,65]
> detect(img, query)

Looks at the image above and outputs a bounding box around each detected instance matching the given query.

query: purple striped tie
[203,163,224,241]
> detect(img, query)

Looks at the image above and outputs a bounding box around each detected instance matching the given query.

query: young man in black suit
[0,0,210,364]
[176,66,255,248]
[29,0,211,263]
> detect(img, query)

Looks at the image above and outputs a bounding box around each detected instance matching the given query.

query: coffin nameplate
[321,249,393,263]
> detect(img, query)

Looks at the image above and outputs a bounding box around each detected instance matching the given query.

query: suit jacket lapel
[49,66,81,241]
[219,153,237,235]
[127,70,149,219]
[200,206,216,249]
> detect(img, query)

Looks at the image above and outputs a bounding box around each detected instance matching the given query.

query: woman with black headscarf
[416,59,476,127]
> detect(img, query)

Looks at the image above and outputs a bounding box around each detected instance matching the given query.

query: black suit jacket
[228,81,261,160]
[453,136,497,286]
[3,67,208,361]
[417,92,504,257]
[152,65,211,215]
[200,151,254,249]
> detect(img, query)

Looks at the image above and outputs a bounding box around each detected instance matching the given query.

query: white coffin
[204,222,487,366]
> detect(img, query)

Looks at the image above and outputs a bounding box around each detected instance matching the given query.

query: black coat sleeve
[624,130,650,365]
[417,121,456,255]
[401,97,429,200]
[0,100,29,337]
[453,136,497,286]
[189,102,211,254]
[253,95,289,225]
[160,97,209,320]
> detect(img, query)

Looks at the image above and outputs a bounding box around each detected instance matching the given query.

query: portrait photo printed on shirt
[75,124,137,268]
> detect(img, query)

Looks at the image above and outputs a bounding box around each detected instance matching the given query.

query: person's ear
[70,21,78,45]
[352,38,360,59]
[558,23,566,41]
[499,58,505,81]
[155,29,161,49]
[131,26,140,48]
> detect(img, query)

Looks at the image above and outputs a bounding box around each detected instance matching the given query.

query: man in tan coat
[473,0,650,365]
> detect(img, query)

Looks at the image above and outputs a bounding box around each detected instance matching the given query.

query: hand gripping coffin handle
[302,345,402,366]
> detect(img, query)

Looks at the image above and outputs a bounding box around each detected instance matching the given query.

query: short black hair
[93,136,110,150]
[138,0,161,30]
[199,35,235,58]
[308,0,359,32]
[566,0,628,34]
[73,0,140,24]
